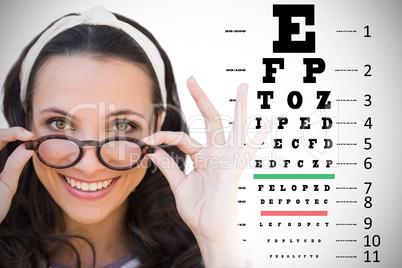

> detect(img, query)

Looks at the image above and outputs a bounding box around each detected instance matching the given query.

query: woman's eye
[116,122,128,131]
[46,118,73,130]
[110,119,137,132]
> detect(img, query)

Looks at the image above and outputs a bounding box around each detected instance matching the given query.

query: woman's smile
[63,175,117,192]
[59,173,121,200]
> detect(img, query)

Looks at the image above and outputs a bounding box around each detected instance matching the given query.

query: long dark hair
[0,11,202,268]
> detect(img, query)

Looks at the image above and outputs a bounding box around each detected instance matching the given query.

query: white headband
[19,5,167,113]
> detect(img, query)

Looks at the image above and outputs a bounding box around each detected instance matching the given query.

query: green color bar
[253,174,334,179]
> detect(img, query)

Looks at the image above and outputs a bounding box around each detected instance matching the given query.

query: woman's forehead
[32,55,153,114]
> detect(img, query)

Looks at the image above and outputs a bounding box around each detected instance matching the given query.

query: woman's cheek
[125,158,149,190]
[32,156,59,191]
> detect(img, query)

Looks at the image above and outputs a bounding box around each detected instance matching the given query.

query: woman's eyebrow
[39,107,146,120]
[107,109,146,119]
[39,108,70,117]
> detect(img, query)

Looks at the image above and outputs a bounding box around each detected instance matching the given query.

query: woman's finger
[187,77,226,145]
[0,127,34,150]
[0,143,34,199]
[0,143,34,222]
[242,119,272,158]
[229,83,248,148]
[143,131,203,157]
[146,147,186,193]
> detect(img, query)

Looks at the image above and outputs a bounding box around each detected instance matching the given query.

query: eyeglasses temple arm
[145,145,156,154]
[145,144,173,154]
[25,141,35,150]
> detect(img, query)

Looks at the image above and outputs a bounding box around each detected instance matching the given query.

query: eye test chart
[0,0,401,267]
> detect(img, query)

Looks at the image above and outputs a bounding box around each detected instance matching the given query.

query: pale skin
[0,55,268,267]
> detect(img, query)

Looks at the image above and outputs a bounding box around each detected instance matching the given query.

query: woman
[0,6,267,267]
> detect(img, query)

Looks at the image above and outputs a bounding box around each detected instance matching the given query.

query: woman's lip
[59,174,119,200]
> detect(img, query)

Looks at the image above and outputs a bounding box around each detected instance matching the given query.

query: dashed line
[336,122,357,125]
[336,163,357,166]
[336,256,357,259]
[336,187,357,190]
[336,240,357,242]
[336,30,357,33]
[336,223,357,226]
[336,143,357,146]
[336,99,357,102]
[335,69,358,72]
[336,201,357,204]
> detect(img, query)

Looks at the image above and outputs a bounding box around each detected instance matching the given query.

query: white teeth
[81,182,89,191]
[89,183,97,192]
[64,176,114,192]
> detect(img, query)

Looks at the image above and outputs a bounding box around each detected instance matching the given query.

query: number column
[363,24,380,264]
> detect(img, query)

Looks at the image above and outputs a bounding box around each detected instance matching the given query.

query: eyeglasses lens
[39,139,80,167]
[100,140,142,168]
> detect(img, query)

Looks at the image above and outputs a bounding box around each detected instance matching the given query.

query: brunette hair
[0,11,202,268]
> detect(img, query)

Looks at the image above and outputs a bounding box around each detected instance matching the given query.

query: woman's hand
[143,77,269,267]
[0,127,34,223]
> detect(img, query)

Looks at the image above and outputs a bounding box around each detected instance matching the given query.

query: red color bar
[261,211,328,216]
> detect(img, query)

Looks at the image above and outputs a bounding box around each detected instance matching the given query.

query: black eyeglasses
[25,135,155,171]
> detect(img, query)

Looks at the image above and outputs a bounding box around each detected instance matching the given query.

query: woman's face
[30,55,154,225]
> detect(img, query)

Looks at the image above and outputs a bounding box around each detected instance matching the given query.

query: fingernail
[188,76,197,85]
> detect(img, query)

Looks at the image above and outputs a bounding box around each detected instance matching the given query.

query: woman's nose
[73,146,107,175]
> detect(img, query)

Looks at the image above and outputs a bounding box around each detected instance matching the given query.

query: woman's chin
[62,206,111,226]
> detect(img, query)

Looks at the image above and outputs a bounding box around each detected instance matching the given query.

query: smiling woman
[0,6,266,268]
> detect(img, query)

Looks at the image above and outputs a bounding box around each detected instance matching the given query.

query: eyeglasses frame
[25,134,155,171]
